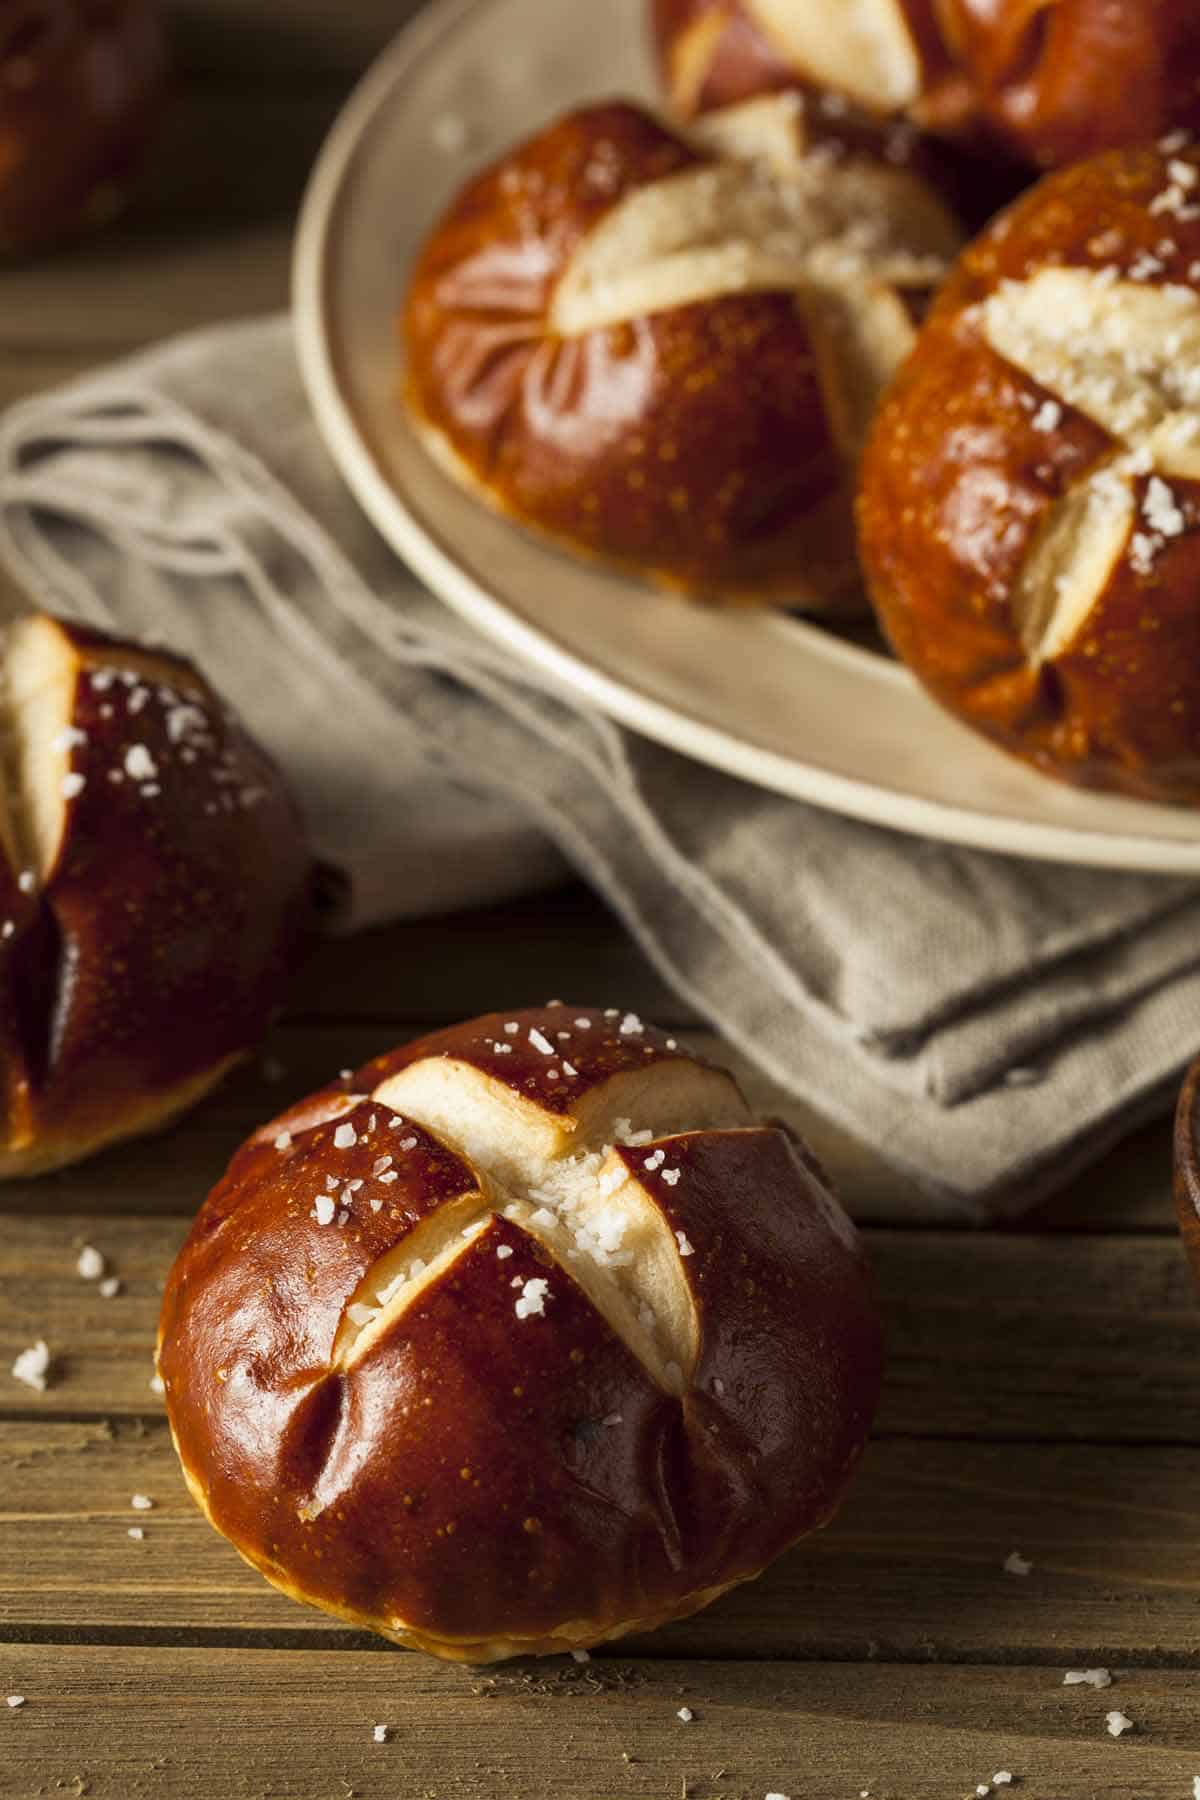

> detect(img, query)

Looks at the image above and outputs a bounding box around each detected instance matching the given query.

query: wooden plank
[5,1420,1200,1664]
[2,1216,1197,1440]
[4,1644,1200,1799]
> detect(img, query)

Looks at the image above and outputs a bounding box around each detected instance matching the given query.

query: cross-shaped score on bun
[158,1008,882,1664]
[403,94,962,608]
[979,269,1200,661]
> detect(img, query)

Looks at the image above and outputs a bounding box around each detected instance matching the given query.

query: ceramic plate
[293,0,1200,872]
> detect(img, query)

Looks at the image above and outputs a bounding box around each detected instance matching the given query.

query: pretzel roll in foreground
[403,95,962,609]
[0,0,167,254]
[158,1007,883,1662]
[0,612,312,1174]
[651,0,1200,174]
[859,141,1200,806]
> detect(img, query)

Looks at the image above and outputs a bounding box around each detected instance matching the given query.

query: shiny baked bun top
[0,610,313,1173]
[403,94,962,609]
[859,137,1200,805]
[652,1,1200,173]
[159,1007,883,1663]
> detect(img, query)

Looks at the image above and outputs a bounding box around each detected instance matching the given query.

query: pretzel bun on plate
[650,0,1200,173]
[0,0,168,253]
[858,139,1200,807]
[403,94,962,609]
[158,1007,883,1662]
[0,611,313,1174]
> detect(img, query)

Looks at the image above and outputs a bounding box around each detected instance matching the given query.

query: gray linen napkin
[1,315,1198,1221]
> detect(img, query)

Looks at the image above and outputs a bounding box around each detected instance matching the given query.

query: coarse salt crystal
[51,725,86,752]
[311,1195,336,1226]
[347,1303,376,1327]
[598,1165,625,1196]
[127,1526,145,1540]
[378,1171,398,1185]
[644,1150,665,1171]
[131,1494,154,1511]
[1003,1550,1032,1576]
[602,1412,622,1427]
[274,1131,292,1151]
[1031,399,1062,432]
[369,1198,383,1213]
[124,745,157,782]
[619,1012,644,1036]
[765,1794,792,1800]
[398,1136,418,1151]
[149,1374,165,1395]
[1064,1669,1111,1688]
[1106,1711,1133,1737]
[98,1277,121,1299]
[676,1706,694,1723]
[11,1341,51,1390]
[61,772,85,799]
[662,1169,681,1187]
[574,1017,592,1029]
[333,1122,357,1149]
[372,1156,393,1177]
[676,1230,695,1257]
[496,1244,513,1260]
[76,1245,105,1280]
[992,1777,1013,1788]
[373,1724,389,1743]
[17,871,33,894]
[504,1021,519,1034]
[6,1695,24,1708]
[529,1028,555,1055]
[514,1276,550,1320]
[561,1060,578,1077]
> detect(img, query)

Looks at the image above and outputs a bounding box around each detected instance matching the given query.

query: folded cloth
[1,316,1198,1221]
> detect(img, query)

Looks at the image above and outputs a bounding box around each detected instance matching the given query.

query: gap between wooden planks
[4,1645,1200,1800]
[5,1420,1200,1664]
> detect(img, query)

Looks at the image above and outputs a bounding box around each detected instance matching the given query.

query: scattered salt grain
[992,1776,1013,1788]
[602,1412,622,1427]
[76,1245,105,1281]
[1193,1778,1200,1800]
[1003,1550,1032,1576]
[504,1021,519,1034]
[149,1374,165,1396]
[6,1694,24,1708]
[11,1341,51,1390]
[51,725,86,752]
[1065,1669,1111,1688]
[713,1377,725,1397]
[98,1277,121,1299]
[16,871,33,894]
[372,1724,389,1743]
[765,1792,792,1799]
[131,1494,154,1511]
[1106,1711,1134,1737]
[619,1012,644,1037]
[398,1136,418,1151]
[333,1122,357,1149]
[311,1195,336,1226]
[676,1706,694,1723]
[274,1131,292,1151]
[676,1231,695,1257]
[61,772,85,799]
[570,1649,590,1664]
[529,1028,555,1055]
[644,1151,665,1171]
[1031,399,1062,432]
[124,745,158,782]
[497,1245,513,1260]
[977,1787,991,1796]
[514,1276,550,1320]
[574,1017,591,1029]
[127,1526,145,1541]
[378,1172,398,1186]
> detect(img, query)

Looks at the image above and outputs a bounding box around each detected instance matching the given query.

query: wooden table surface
[3,5,1200,1797]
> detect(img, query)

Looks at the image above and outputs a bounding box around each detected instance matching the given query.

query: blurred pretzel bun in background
[158,1006,883,1663]
[402,94,962,609]
[0,611,313,1175]
[650,0,1200,174]
[0,0,168,254]
[858,139,1200,806]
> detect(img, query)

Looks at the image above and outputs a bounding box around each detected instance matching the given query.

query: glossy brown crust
[858,143,1200,806]
[0,0,168,253]
[403,99,931,608]
[159,1009,883,1661]
[1174,1056,1200,1291]
[651,0,1200,172]
[0,616,314,1172]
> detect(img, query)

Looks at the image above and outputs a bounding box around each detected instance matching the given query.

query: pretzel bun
[158,1007,882,1662]
[403,95,961,609]
[859,141,1200,806]
[0,0,167,254]
[0,611,313,1174]
[651,1,1200,172]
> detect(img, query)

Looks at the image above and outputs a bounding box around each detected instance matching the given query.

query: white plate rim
[292,0,1200,874]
